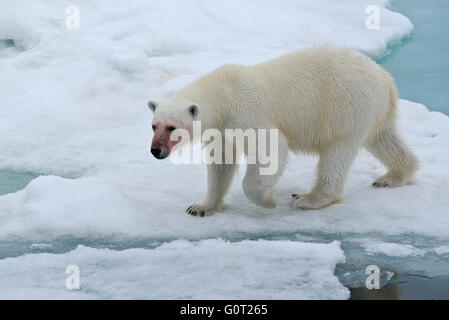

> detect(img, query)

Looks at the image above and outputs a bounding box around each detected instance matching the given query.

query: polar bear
[148,46,419,216]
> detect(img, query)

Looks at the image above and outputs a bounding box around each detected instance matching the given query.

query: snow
[0,239,348,299]
[0,175,146,238]
[0,0,446,299]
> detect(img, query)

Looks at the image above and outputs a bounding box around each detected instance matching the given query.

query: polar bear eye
[167,126,176,132]
[152,124,156,131]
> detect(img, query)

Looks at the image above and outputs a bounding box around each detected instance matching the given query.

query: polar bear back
[177,46,397,153]
[252,47,395,151]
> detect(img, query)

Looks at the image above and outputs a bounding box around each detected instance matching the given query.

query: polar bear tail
[385,72,398,122]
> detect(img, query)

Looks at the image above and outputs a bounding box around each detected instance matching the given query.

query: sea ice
[0,239,348,299]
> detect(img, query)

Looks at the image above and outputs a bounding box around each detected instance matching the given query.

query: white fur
[151,46,419,215]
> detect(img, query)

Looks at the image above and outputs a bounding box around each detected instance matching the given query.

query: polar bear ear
[148,101,157,112]
[188,104,199,118]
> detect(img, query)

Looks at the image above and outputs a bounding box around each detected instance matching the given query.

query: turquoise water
[0,169,38,196]
[357,0,449,296]
[379,0,449,115]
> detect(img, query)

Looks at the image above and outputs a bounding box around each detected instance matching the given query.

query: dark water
[351,277,449,300]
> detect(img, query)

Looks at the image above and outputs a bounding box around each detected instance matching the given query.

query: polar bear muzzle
[150,147,169,159]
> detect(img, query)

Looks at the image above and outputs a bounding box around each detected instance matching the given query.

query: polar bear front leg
[292,142,359,210]
[187,162,237,217]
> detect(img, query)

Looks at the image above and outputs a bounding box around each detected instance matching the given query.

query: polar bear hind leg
[242,132,288,208]
[292,141,360,210]
[366,121,419,187]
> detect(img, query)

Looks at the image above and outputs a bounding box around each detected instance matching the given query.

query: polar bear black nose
[151,147,162,159]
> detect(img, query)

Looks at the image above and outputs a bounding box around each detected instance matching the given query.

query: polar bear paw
[372,173,407,188]
[187,203,226,217]
[291,194,338,210]
[186,204,212,217]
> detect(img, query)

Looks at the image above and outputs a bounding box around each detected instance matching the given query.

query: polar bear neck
[175,64,257,133]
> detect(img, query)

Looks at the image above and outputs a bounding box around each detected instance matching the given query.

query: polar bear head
[148,99,199,159]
